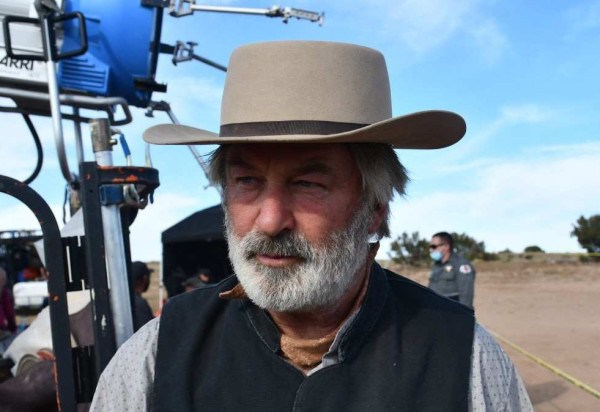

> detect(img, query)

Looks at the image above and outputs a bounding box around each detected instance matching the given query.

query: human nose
[255,185,295,237]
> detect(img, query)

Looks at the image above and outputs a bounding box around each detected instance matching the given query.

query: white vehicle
[13,280,48,310]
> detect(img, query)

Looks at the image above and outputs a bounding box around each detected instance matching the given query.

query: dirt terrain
[382,256,600,411]
[145,255,600,411]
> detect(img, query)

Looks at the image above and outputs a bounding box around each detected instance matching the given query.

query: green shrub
[524,245,544,253]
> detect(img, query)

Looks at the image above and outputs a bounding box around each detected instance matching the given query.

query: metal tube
[90,119,134,347]
[41,16,74,183]
[0,87,133,126]
[191,54,227,72]
[73,108,84,164]
[189,5,272,15]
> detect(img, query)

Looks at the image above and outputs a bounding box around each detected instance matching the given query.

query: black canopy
[161,205,232,297]
[162,205,226,244]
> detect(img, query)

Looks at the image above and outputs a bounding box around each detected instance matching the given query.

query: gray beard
[225,201,373,312]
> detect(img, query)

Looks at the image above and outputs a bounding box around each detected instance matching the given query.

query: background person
[182,268,213,292]
[0,266,17,354]
[131,261,154,331]
[428,231,476,308]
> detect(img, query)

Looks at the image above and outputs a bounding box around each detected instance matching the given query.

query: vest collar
[337,263,389,362]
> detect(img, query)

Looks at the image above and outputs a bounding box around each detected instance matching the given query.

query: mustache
[240,231,315,261]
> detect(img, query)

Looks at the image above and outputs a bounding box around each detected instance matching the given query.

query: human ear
[367,203,386,235]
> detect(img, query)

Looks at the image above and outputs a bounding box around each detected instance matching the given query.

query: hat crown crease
[221,41,392,126]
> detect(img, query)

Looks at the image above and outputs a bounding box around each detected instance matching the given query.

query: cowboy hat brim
[143,110,466,150]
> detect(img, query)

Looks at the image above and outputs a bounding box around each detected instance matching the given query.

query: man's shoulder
[134,293,150,307]
[382,268,428,291]
[90,317,160,410]
[448,253,475,272]
[161,275,239,318]
[470,324,534,411]
[450,253,473,265]
[382,267,474,315]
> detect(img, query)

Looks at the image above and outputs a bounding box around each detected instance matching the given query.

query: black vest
[154,264,474,411]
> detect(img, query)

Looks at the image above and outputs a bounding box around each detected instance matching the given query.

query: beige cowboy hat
[143,41,466,149]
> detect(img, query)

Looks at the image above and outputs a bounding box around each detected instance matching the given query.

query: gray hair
[207,143,408,239]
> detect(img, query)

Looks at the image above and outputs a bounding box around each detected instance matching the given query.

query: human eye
[235,176,260,187]
[227,175,262,200]
[293,179,327,191]
[295,180,319,188]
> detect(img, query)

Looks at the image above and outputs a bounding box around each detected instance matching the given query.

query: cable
[62,183,69,224]
[21,114,44,185]
[117,132,132,166]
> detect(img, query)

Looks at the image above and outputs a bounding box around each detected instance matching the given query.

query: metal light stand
[88,119,133,348]
[76,126,160,389]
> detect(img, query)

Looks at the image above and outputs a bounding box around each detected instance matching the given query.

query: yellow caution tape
[490,330,600,400]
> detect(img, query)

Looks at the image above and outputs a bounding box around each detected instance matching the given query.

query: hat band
[220,120,368,137]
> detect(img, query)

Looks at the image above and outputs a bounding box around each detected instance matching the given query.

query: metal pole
[40,15,74,183]
[191,53,227,72]
[188,5,274,16]
[73,107,84,164]
[180,4,324,24]
[89,119,134,347]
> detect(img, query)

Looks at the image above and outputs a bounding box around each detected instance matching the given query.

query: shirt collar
[234,260,390,364]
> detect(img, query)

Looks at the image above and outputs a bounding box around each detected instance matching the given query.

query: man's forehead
[224,143,356,171]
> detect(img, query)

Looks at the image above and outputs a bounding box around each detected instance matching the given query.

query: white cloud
[0,185,215,262]
[0,111,87,181]
[160,75,223,129]
[0,75,224,263]
[386,0,475,53]
[498,104,554,124]
[128,191,216,261]
[433,157,501,174]
[527,141,600,155]
[465,19,508,64]
[382,142,600,256]
[0,114,45,179]
[390,103,561,187]
[0,203,42,231]
[361,0,508,62]
[446,103,558,162]
[0,200,64,233]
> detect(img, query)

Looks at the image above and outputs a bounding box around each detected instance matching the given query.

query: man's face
[430,236,450,260]
[225,143,364,247]
[223,143,381,312]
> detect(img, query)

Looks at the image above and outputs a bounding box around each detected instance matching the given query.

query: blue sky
[1,0,599,261]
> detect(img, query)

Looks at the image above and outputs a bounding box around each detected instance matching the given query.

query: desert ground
[381,255,600,411]
[145,254,600,411]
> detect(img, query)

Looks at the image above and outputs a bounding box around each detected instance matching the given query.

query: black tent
[161,205,232,297]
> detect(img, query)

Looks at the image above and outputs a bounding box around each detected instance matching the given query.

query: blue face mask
[430,251,443,262]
